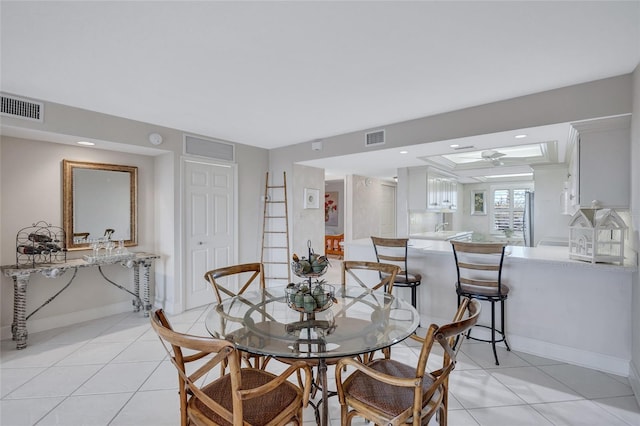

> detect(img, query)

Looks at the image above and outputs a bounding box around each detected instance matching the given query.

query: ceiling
[1,1,639,180]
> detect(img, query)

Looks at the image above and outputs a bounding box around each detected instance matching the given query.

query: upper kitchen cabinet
[570,115,631,210]
[408,166,458,211]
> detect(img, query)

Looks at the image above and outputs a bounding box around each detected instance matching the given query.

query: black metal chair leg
[501,299,511,351]
[491,301,499,365]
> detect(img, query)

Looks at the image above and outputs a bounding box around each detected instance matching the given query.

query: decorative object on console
[569,207,627,264]
[15,221,66,267]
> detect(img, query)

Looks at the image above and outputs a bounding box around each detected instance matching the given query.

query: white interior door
[184,159,235,309]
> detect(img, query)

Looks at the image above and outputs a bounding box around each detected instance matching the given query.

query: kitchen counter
[409,231,473,241]
[344,238,637,376]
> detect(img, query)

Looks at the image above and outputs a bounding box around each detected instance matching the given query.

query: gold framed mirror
[63,160,138,251]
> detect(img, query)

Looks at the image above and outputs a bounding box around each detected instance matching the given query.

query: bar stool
[370,237,421,309]
[450,240,510,365]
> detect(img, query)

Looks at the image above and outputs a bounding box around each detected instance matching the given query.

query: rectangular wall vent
[184,135,235,162]
[1,94,44,122]
[365,129,385,146]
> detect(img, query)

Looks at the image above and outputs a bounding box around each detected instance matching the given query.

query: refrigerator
[523,191,534,247]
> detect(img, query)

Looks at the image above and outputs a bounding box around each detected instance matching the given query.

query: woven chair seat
[343,359,440,420]
[458,282,510,298]
[394,272,422,285]
[191,368,300,426]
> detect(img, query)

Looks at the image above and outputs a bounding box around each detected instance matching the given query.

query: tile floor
[2,260,639,426]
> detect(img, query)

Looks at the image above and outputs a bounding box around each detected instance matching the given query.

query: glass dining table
[204,285,420,426]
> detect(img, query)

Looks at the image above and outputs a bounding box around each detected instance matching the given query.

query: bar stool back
[370,237,422,309]
[450,240,510,365]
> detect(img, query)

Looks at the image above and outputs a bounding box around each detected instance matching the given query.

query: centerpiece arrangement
[288,241,334,313]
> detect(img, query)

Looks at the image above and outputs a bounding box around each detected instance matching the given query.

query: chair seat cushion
[381,271,422,285]
[458,282,510,298]
[343,359,439,419]
[190,368,299,426]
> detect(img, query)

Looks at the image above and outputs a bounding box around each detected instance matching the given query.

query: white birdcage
[568,208,627,264]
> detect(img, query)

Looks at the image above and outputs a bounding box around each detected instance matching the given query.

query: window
[492,187,530,233]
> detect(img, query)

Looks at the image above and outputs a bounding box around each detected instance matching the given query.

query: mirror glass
[63,160,138,251]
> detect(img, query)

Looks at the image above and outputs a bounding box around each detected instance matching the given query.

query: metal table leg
[136,259,153,317]
[11,273,29,349]
[318,358,328,426]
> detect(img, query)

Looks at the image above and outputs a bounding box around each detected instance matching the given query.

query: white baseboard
[0,301,134,341]
[630,360,640,406]
[508,334,630,377]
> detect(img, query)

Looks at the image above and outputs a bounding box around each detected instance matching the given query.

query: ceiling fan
[481,149,507,166]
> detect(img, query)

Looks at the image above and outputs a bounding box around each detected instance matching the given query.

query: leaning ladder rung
[266,201,286,204]
[267,185,285,189]
[263,261,289,265]
[266,277,289,280]
[265,216,286,219]
[263,246,288,249]
[264,231,287,234]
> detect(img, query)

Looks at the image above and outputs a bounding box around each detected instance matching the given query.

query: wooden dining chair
[341,260,401,362]
[150,309,311,426]
[371,237,422,309]
[450,240,510,365]
[204,262,269,369]
[335,297,481,426]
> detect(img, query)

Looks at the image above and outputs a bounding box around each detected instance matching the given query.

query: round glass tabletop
[204,286,420,359]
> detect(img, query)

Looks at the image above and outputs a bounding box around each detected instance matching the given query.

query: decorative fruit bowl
[285,282,335,313]
[291,253,330,277]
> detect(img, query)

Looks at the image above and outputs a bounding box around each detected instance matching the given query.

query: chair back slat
[204,262,265,304]
[341,260,400,293]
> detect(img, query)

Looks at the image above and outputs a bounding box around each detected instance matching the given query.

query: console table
[1,252,159,349]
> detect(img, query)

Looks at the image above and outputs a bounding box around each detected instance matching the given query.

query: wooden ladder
[260,172,291,285]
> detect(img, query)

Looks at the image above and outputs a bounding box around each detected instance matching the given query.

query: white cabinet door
[573,116,630,209]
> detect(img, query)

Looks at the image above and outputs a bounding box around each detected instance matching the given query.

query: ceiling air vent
[184,135,235,162]
[1,94,44,122]
[365,129,385,147]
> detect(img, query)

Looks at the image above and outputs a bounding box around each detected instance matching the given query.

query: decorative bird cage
[568,208,627,264]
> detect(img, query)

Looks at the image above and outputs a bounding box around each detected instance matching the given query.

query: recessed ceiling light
[450,144,459,148]
[77,141,95,146]
[515,134,527,139]
[399,150,408,154]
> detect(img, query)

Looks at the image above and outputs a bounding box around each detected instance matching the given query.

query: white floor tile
[0,343,84,368]
[5,364,102,398]
[448,369,527,409]
[592,396,640,425]
[110,339,166,363]
[532,399,633,425]
[90,323,149,343]
[468,404,554,425]
[55,341,131,366]
[73,361,159,395]
[460,342,529,369]
[490,366,583,404]
[539,364,634,399]
[109,389,180,426]
[139,360,178,391]
[444,409,481,425]
[0,367,46,398]
[0,396,64,426]
[37,392,133,425]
